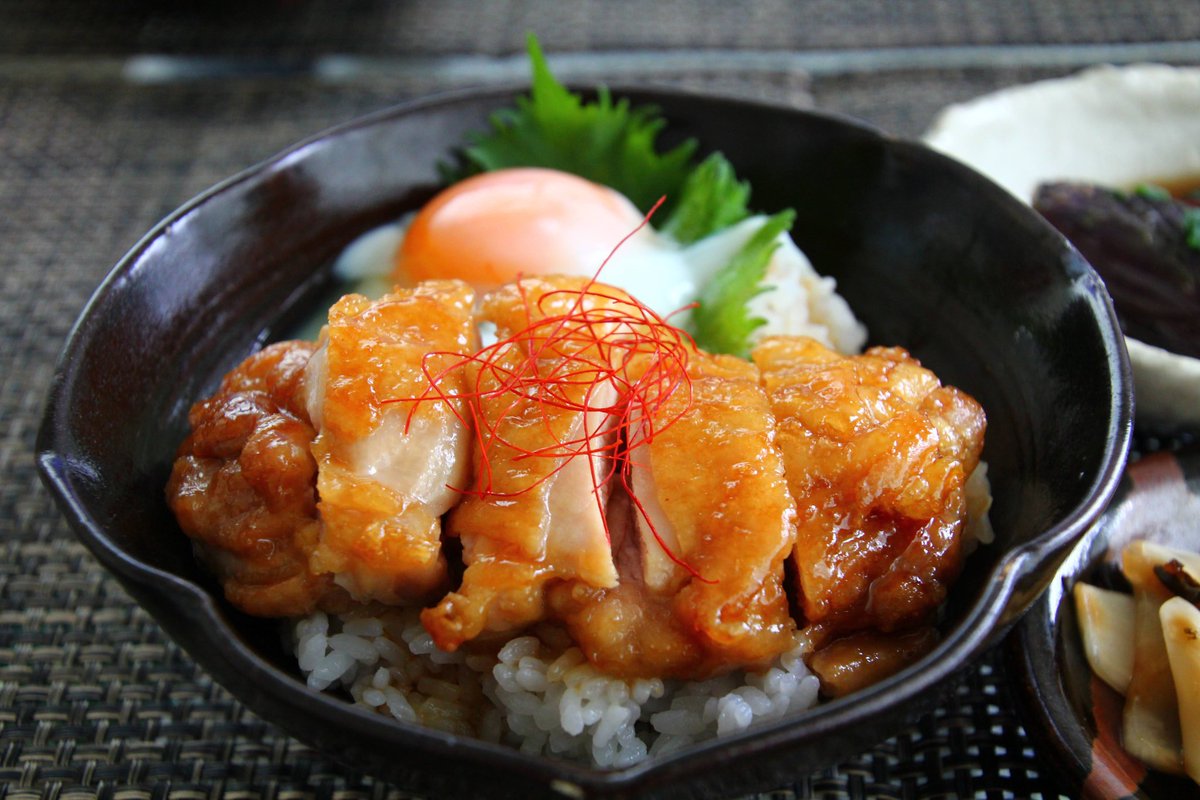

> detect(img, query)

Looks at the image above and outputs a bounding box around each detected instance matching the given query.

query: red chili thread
[381,197,711,580]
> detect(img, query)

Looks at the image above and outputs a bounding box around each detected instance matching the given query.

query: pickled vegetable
[1161,596,1200,783]
[1073,582,1136,694]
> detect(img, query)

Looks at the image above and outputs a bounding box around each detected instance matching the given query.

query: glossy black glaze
[1009,449,1200,799]
[38,87,1132,799]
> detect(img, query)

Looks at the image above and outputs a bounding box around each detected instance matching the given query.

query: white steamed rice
[746,227,868,355]
[293,609,820,768]
[292,463,993,768]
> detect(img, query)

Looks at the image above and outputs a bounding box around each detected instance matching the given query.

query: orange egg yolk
[392,167,651,289]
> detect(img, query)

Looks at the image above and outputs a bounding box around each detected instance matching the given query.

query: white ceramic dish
[923,64,1200,430]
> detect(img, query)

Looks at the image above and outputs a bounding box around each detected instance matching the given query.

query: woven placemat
[0,46,1132,797]
[4,0,1200,57]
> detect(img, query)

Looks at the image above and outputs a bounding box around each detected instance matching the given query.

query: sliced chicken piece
[166,340,348,617]
[752,336,986,637]
[422,277,625,651]
[807,627,940,698]
[550,351,798,679]
[306,281,476,606]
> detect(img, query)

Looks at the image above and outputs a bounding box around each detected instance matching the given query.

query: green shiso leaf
[691,210,796,358]
[447,34,696,217]
[661,152,752,245]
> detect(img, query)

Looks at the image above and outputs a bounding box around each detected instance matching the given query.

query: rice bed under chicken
[293,607,821,768]
[294,455,989,770]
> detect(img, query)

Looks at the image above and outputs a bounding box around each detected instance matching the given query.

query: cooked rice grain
[290,464,992,766]
[292,609,820,767]
[747,227,867,355]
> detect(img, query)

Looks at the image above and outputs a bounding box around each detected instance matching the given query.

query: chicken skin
[166,273,991,701]
[305,281,477,606]
[550,350,798,679]
[166,340,346,617]
[752,336,986,638]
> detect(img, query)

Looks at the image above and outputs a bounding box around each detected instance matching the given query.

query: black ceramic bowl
[37,86,1132,799]
[1009,447,1200,799]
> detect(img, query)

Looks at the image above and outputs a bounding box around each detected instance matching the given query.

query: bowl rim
[36,83,1134,796]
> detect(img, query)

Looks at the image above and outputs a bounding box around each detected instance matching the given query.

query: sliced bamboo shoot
[1122,540,1185,774]
[1160,596,1200,785]
[1136,541,1200,583]
[1073,581,1136,694]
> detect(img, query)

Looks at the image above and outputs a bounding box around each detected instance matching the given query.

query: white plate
[924,64,1200,430]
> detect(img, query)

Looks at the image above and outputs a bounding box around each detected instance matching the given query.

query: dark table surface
[4,3,1199,798]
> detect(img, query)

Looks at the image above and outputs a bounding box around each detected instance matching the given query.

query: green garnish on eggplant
[1033,181,1200,360]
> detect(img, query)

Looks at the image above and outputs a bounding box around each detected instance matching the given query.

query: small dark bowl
[1008,447,1200,799]
[37,86,1132,799]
